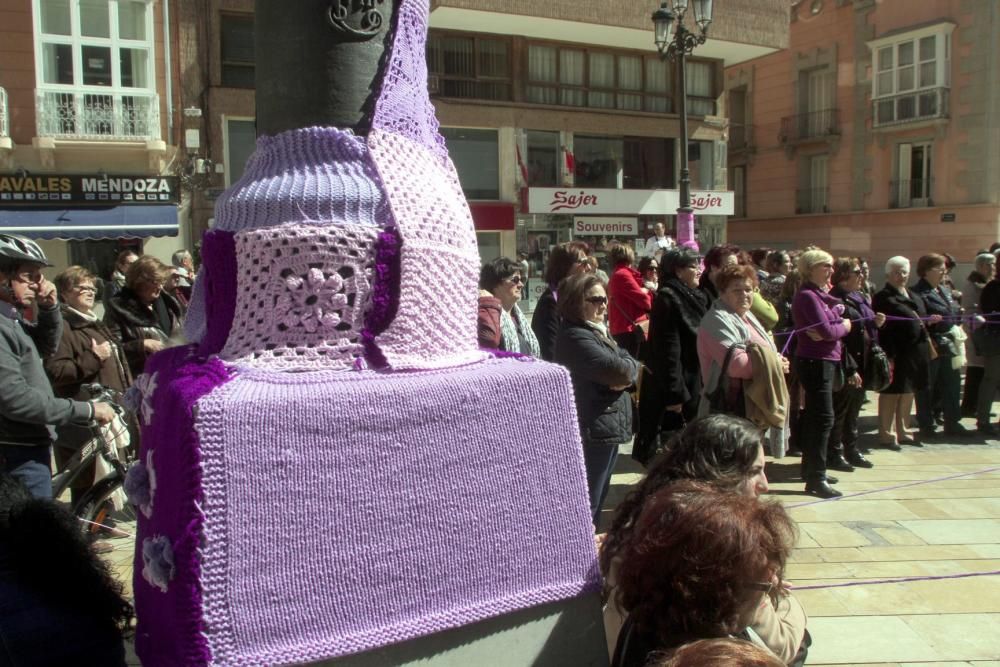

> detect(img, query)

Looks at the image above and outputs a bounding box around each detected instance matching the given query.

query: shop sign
[572,217,639,236]
[527,187,734,216]
[0,174,180,206]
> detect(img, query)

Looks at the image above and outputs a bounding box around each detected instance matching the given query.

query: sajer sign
[0,174,180,206]
[527,187,734,216]
[573,217,638,236]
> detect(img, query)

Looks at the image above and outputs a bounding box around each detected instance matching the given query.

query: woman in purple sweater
[792,248,852,498]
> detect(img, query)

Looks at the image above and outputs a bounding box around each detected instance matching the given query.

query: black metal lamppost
[652,0,713,250]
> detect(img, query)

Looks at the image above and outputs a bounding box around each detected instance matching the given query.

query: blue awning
[0,205,179,240]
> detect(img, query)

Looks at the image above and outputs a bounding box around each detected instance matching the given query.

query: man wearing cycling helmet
[0,234,116,498]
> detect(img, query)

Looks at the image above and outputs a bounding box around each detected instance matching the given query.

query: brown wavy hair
[544,241,590,288]
[714,264,759,292]
[614,480,795,645]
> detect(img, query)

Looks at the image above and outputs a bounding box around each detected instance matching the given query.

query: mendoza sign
[0,174,180,206]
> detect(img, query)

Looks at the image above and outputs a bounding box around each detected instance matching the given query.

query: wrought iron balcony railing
[889,178,934,209]
[780,109,840,143]
[795,187,830,214]
[0,87,8,138]
[36,88,161,141]
[728,123,753,151]
[874,87,949,128]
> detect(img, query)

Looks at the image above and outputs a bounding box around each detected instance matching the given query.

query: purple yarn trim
[133,346,233,667]
[481,347,533,360]
[197,231,238,356]
[361,226,402,368]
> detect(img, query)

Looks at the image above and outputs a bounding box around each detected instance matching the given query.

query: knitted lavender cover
[133,0,599,664]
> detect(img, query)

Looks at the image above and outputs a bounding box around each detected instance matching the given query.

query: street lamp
[652,0,713,251]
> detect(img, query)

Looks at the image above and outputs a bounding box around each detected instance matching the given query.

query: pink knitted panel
[220,223,378,370]
[368,129,485,369]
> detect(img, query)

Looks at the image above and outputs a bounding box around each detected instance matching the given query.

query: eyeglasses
[505,275,523,285]
[74,285,97,294]
[851,268,863,275]
[585,296,608,305]
[575,258,590,265]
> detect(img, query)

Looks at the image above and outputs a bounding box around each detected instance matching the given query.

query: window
[797,154,828,214]
[476,232,502,264]
[870,24,953,127]
[221,14,254,88]
[225,118,257,186]
[623,137,674,190]
[427,32,512,101]
[687,141,716,190]
[440,128,500,200]
[803,68,835,137]
[892,142,932,208]
[685,60,715,116]
[524,130,559,187]
[526,43,678,114]
[728,87,748,149]
[574,136,623,188]
[731,166,746,218]
[34,0,157,139]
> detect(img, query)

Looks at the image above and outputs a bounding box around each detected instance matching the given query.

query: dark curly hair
[600,415,765,578]
[478,257,522,292]
[660,247,701,283]
[614,480,795,646]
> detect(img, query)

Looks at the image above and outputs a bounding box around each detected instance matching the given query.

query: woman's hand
[842,318,853,333]
[665,403,684,413]
[849,372,862,388]
[875,312,887,328]
[779,356,790,373]
[143,339,165,354]
[90,337,112,362]
[928,314,944,324]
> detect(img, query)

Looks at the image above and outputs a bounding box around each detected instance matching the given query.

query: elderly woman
[477,257,539,356]
[103,256,184,376]
[610,480,796,667]
[530,241,591,361]
[828,258,886,470]
[634,248,708,463]
[700,245,779,332]
[44,267,133,504]
[554,273,640,524]
[911,254,970,439]
[608,243,653,358]
[791,248,853,498]
[872,256,934,448]
[960,253,997,417]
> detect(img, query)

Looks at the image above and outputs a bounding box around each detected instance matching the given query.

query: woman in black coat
[554,273,639,525]
[872,256,932,448]
[634,248,708,464]
[531,241,591,361]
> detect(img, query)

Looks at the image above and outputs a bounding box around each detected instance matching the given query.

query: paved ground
[98,402,1000,665]
[602,404,1000,666]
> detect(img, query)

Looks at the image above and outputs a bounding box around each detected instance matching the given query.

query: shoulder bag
[705,343,746,417]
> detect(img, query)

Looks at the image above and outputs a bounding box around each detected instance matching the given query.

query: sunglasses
[585,296,608,305]
[505,275,523,285]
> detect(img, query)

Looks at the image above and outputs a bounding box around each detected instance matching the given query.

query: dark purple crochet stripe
[361,226,402,368]
[197,230,238,356]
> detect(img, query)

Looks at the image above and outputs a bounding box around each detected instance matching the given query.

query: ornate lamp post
[652,0,713,250]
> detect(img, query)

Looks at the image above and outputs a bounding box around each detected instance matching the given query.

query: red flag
[564,146,575,173]
[515,143,529,185]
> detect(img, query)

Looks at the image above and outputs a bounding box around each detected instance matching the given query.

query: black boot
[845,447,874,469]
[805,480,843,498]
[827,453,856,473]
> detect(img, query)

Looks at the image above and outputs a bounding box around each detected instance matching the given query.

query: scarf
[584,319,610,339]
[67,306,99,322]
[500,304,540,357]
[660,276,708,335]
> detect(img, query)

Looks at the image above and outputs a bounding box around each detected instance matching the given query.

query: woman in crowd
[975,274,1000,435]
[44,267,133,505]
[700,245,779,331]
[791,248,852,498]
[960,252,996,417]
[477,257,539,356]
[637,256,659,292]
[872,256,933,449]
[554,273,639,524]
[697,265,788,428]
[610,480,796,667]
[0,473,132,665]
[531,241,591,361]
[102,249,138,307]
[103,256,184,376]
[776,268,804,455]
[652,638,785,667]
[608,244,653,358]
[603,416,809,666]
[634,248,708,463]
[828,258,885,470]
[760,250,791,308]
[911,254,970,439]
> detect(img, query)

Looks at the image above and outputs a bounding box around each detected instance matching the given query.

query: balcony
[780,109,840,143]
[728,122,754,152]
[889,178,934,209]
[36,88,161,141]
[0,87,8,138]
[874,88,949,128]
[796,187,829,214]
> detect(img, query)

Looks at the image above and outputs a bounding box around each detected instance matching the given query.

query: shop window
[574,135,623,189]
[427,31,511,101]
[440,128,500,200]
[623,137,675,190]
[225,118,257,186]
[221,13,255,88]
[525,130,559,187]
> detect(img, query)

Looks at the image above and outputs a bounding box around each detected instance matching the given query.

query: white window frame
[223,115,257,187]
[32,0,156,95]
[868,22,954,127]
[896,141,933,208]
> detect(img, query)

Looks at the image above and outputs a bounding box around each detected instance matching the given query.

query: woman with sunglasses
[531,241,592,361]
[554,273,640,524]
[477,257,539,356]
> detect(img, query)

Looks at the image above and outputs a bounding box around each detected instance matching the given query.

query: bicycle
[50,383,136,539]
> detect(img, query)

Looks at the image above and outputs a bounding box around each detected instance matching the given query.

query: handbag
[863,344,892,392]
[705,343,746,417]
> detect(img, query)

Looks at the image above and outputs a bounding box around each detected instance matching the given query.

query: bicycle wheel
[74,475,137,539]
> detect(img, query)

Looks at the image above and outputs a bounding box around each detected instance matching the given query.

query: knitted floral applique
[141,534,175,593]
[275,268,349,334]
[125,449,157,519]
[131,371,159,426]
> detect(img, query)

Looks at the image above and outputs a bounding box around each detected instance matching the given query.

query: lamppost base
[676,208,698,251]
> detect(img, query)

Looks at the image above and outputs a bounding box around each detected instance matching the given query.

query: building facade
[0,0,185,276]
[176,0,789,307]
[726,0,1000,277]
